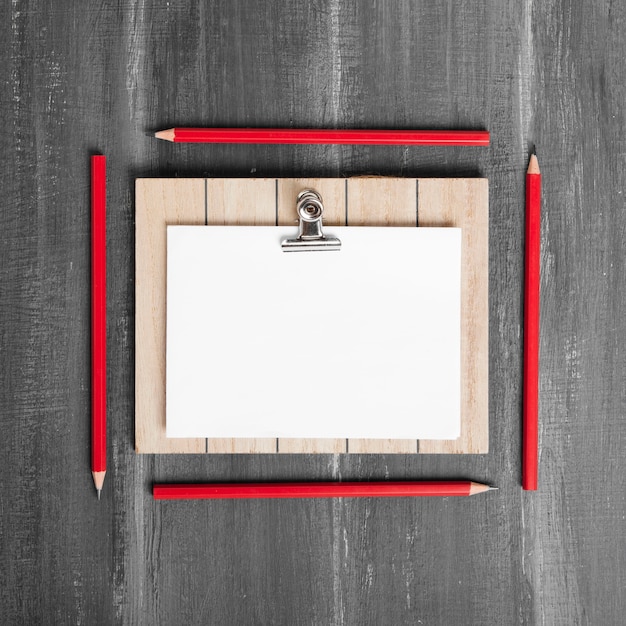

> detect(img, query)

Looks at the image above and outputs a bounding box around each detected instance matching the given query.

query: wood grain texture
[345,178,420,454]
[205,178,278,453]
[135,179,206,453]
[2,1,626,624]
[137,177,487,455]
[418,179,489,453]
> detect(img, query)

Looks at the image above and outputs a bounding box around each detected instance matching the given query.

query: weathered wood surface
[2,1,625,624]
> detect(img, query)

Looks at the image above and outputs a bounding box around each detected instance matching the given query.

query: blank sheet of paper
[166,226,461,440]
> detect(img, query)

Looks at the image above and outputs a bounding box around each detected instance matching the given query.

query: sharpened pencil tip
[97,489,101,500]
[527,153,540,174]
[145,131,156,137]
[488,486,499,491]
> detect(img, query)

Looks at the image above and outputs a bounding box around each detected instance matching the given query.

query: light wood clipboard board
[135,177,488,454]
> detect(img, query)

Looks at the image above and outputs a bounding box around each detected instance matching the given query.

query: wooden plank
[276,178,347,453]
[205,179,277,453]
[418,179,489,453]
[135,177,488,454]
[206,178,277,226]
[346,178,419,454]
[135,179,206,453]
[346,177,418,226]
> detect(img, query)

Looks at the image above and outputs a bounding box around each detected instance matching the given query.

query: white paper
[166,225,461,439]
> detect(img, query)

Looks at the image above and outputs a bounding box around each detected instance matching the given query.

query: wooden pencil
[153,481,497,500]
[91,155,106,499]
[153,127,490,146]
[523,153,541,491]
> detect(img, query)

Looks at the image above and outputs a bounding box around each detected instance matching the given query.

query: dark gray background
[1,1,624,624]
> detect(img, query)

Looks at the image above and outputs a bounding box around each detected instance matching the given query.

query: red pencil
[523,153,541,490]
[153,127,490,146]
[91,155,106,499]
[153,481,496,500]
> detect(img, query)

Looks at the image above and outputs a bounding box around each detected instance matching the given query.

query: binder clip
[281,190,341,252]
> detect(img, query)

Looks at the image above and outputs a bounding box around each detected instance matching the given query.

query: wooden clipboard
[135,177,488,454]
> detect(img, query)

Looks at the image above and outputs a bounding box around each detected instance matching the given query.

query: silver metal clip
[281,190,341,252]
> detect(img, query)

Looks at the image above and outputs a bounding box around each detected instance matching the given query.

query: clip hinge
[281,190,341,252]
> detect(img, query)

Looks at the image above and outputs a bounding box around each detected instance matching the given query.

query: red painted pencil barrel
[91,156,106,474]
[167,128,490,146]
[153,481,477,500]
[523,165,541,490]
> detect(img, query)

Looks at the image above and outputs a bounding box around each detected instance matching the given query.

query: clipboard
[135,177,488,454]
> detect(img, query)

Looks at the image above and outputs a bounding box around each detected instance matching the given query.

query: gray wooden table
[2,2,624,624]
